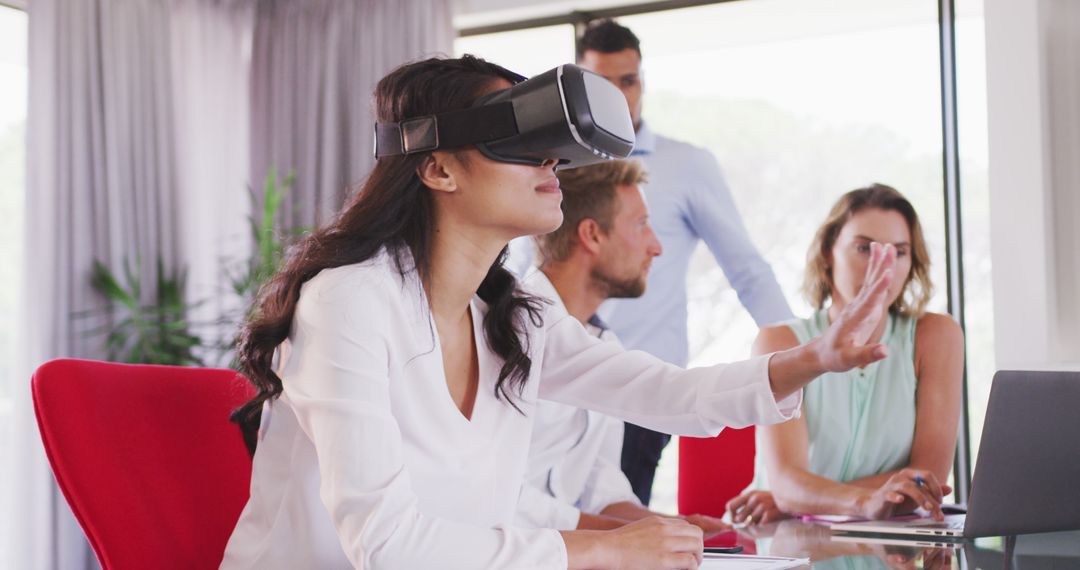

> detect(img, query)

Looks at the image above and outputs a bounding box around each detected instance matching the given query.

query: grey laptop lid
[965,370,1080,537]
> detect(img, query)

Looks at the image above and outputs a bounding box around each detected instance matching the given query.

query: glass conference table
[709,518,1080,569]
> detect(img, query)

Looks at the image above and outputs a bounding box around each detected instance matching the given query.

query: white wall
[454,0,619,29]
[985,0,1080,369]
[454,0,674,30]
[1044,0,1080,365]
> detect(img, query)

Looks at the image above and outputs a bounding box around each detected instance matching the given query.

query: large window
[622,0,949,360]
[455,24,575,77]
[456,0,990,513]
[625,0,949,513]
[0,2,28,557]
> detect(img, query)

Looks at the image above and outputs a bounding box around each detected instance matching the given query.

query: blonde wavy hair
[803,183,933,316]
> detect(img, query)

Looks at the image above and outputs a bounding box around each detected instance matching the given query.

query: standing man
[516,159,727,536]
[578,19,794,505]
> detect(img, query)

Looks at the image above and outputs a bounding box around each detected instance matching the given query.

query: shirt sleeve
[284,272,567,569]
[537,311,801,436]
[577,454,641,515]
[684,149,794,326]
[597,409,624,467]
[514,482,582,531]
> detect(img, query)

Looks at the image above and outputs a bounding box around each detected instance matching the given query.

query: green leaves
[82,167,302,368]
[87,258,204,366]
[230,167,299,305]
[216,168,304,362]
[257,168,289,284]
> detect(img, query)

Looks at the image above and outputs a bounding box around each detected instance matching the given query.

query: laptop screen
[965,370,1080,537]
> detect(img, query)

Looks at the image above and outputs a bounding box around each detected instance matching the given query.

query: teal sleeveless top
[786,309,919,483]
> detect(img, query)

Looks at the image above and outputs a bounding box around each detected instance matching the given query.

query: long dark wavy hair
[231,55,545,454]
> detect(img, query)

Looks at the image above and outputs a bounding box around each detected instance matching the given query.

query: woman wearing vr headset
[222,55,898,570]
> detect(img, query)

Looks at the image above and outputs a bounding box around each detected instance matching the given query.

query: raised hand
[767,242,898,400]
[813,242,897,373]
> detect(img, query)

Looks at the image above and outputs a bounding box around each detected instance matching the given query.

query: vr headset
[374,64,635,169]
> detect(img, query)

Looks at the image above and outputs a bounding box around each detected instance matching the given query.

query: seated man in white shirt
[516,159,730,534]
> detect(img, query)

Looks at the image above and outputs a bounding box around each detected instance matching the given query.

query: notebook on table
[701,553,808,569]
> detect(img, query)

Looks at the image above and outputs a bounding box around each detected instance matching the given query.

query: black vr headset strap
[374,102,518,157]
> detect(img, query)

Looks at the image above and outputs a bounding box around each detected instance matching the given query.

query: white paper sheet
[700,553,810,569]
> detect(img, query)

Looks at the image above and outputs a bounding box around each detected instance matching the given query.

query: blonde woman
[727,184,963,524]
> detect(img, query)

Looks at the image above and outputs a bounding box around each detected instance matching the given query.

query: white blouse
[220,250,800,569]
[515,269,640,530]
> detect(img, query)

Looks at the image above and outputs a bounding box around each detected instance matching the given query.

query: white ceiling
[454,0,984,35]
[453,0,659,30]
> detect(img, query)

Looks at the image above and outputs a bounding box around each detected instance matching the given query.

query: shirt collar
[586,314,610,333]
[631,120,656,156]
[524,268,606,337]
[524,268,566,313]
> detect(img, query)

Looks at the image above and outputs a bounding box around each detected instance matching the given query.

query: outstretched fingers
[849,243,896,323]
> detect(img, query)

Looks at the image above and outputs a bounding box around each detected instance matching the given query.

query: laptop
[831,370,1080,539]
[830,533,963,549]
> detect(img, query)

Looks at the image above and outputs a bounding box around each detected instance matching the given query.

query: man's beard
[591,266,646,299]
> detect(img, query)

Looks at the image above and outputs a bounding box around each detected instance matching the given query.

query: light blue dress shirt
[510,122,793,367]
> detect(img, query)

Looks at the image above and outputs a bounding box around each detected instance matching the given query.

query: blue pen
[915,475,928,503]
[915,475,939,514]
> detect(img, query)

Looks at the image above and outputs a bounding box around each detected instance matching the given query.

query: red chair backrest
[678,426,755,518]
[31,359,255,570]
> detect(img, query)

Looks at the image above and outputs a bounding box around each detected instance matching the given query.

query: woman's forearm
[599,501,656,522]
[771,468,870,517]
[767,339,827,400]
[847,461,952,491]
[846,471,895,490]
[561,530,609,569]
[577,512,631,530]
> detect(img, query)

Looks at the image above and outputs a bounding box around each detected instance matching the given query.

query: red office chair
[677,426,756,518]
[31,359,255,570]
[679,427,757,553]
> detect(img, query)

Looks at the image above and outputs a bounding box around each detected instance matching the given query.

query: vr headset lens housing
[374,64,635,169]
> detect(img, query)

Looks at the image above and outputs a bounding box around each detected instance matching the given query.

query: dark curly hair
[577,18,642,61]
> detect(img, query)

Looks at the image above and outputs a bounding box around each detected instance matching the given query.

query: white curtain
[15,0,187,567]
[8,0,453,567]
[250,0,454,229]
[171,1,256,359]
[12,1,251,568]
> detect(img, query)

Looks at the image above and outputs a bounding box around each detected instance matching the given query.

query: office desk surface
[723,518,1080,569]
